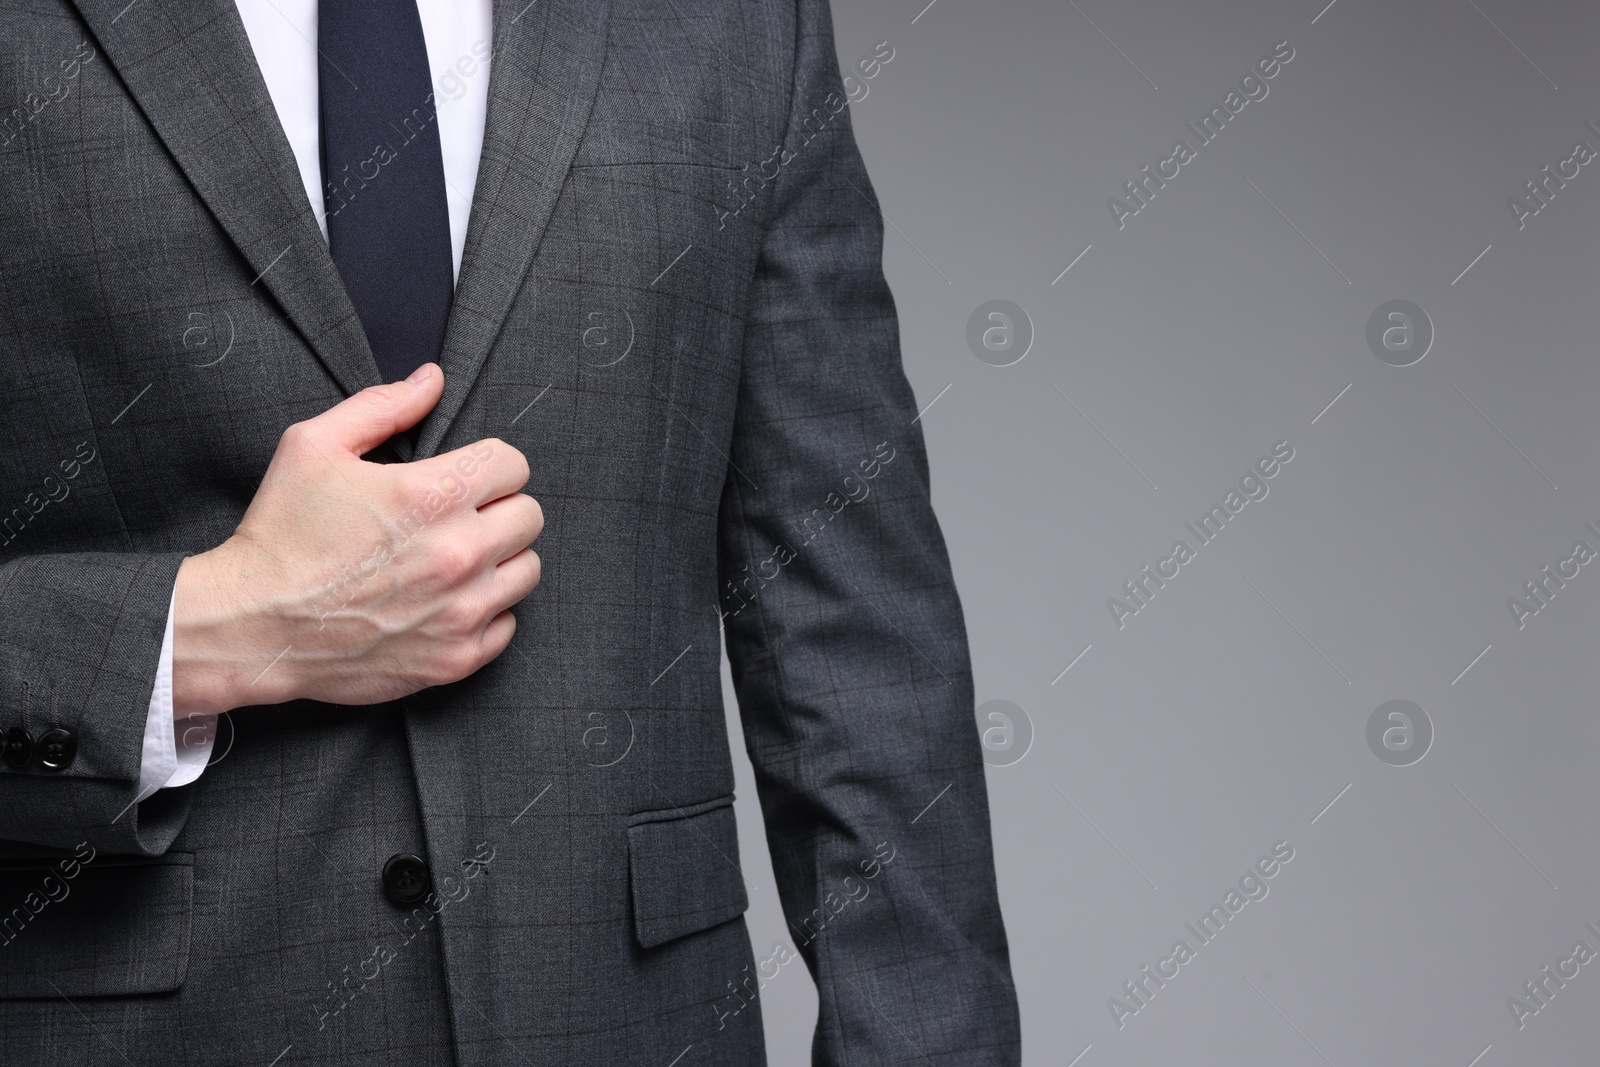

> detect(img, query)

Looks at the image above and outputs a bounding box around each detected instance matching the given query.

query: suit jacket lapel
[68,0,390,427]
[412,0,613,459]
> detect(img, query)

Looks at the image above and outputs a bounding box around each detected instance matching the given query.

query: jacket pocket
[626,794,749,949]
[0,851,193,997]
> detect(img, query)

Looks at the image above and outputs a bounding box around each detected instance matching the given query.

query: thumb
[307,363,444,457]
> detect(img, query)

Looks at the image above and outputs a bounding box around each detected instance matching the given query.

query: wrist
[172,540,293,718]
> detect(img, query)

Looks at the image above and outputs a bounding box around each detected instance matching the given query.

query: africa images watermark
[1506,120,1600,232]
[716,441,897,624]
[1107,840,1296,1030]
[716,41,896,230]
[1505,518,1600,631]
[309,439,495,627]
[711,839,898,1031]
[0,841,96,948]
[1107,441,1295,630]
[320,38,491,221]
[1107,40,1296,230]
[311,840,495,1029]
[1506,917,1600,1031]
[0,38,96,148]
[0,441,99,554]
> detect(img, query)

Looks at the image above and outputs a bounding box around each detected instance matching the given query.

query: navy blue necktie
[319,0,454,383]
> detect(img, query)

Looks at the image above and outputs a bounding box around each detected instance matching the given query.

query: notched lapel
[67,0,391,429]
[412,0,614,459]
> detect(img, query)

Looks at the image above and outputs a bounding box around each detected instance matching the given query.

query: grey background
[723,0,1600,1063]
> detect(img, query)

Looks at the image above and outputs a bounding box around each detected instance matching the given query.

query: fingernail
[407,363,434,384]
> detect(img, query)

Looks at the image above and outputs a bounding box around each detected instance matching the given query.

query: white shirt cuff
[138,583,216,798]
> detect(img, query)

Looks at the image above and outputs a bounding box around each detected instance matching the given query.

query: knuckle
[403,464,444,500]
[484,438,530,484]
[400,474,445,518]
[471,437,502,467]
[477,615,514,664]
[279,420,318,456]
[429,540,477,584]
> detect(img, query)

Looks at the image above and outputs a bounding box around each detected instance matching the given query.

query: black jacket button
[2,727,32,769]
[382,853,431,906]
[36,729,76,772]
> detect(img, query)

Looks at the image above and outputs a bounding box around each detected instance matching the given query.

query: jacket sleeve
[716,1,1022,1061]
[0,550,194,856]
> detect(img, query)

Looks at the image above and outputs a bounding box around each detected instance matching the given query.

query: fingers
[475,492,544,564]
[483,547,542,617]
[476,609,518,666]
[413,437,530,509]
[299,363,444,457]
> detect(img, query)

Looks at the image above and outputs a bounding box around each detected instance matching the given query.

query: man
[0,0,1020,1063]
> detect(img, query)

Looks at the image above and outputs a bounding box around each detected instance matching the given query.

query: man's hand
[171,363,543,717]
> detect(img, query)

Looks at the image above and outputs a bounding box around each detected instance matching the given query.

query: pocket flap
[627,796,749,949]
[0,852,193,997]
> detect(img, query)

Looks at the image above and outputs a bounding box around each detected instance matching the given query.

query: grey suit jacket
[0,0,1020,1062]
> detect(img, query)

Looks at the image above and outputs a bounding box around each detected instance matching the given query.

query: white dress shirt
[138,0,493,798]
